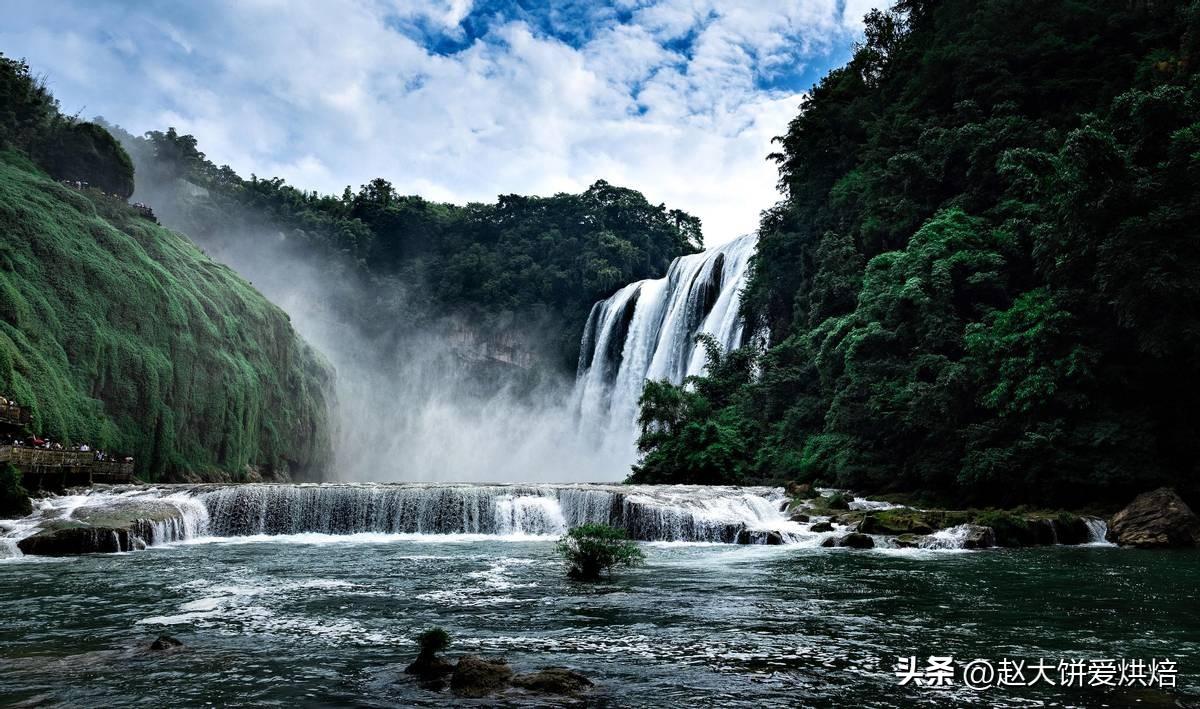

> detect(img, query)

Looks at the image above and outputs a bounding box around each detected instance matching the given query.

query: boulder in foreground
[451,655,513,698]
[1107,488,1200,548]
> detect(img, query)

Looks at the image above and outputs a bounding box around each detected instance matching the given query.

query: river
[1,487,1197,707]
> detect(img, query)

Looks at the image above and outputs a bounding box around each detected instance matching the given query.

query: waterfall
[197,483,794,543]
[0,490,212,556]
[575,234,758,450]
[2,485,1127,553]
[1,484,804,549]
[1084,517,1111,545]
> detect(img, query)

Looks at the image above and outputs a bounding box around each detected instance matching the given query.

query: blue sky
[2,0,877,244]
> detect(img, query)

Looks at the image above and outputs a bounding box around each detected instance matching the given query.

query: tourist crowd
[58,180,156,221]
[1,396,132,463]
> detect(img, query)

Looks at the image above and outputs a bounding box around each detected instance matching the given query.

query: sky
[2,0,877,245]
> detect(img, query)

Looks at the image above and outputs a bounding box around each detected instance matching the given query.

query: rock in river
[1107,488,1200,548]
[512,667,594,695]
[16,497,189,556]
[820,533,875,549]
[961,525,996,549]
[451,655,514,698]
[149,634,183,652]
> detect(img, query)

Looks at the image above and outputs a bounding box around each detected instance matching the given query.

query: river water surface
[1,533,1197,707]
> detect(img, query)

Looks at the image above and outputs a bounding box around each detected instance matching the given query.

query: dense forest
[634,0,1200,507]
[104,125,702,370]
[0,53,333,487]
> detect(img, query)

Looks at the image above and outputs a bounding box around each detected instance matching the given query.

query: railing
[1,445,134,484]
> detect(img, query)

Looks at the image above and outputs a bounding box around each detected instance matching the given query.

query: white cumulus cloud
[0,0,881,244]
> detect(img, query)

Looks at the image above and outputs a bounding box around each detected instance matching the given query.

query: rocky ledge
[16,497,187,556]
[784,489,1106,550]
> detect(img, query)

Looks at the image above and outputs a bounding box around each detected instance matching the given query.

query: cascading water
[0,484,807,550]
[574,234,759,452]
[1,484,1120,554]
[0,490,211,557]
[1084,517,1113,545]
[198,483,798,542]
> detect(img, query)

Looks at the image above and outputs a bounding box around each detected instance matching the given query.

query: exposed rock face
[16,499,188,556]
[961,525,996,549]
[1051,516,1092,545]
[859,510,934,536]
[735,529,784,545]
[840,532,875,549]
[17,526,132,556]
[785,482,815,499]
[512,668,594,695]
[451,656,514,698]
[810,521,834,533]
[1107,488,1200,548]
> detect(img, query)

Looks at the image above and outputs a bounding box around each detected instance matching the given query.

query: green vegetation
[105,126,702,369]
[0,54,133,197]
[556,523,645,580]
[634,0,1200,507]
[0,56,333,482]
[0,463,31,517]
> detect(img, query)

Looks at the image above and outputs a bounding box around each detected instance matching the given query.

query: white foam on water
[848,497,902,511]
[919,524,978,551]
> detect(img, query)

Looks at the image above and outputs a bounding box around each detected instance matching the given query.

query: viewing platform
[0,445,134,487]
[0,395,136,488]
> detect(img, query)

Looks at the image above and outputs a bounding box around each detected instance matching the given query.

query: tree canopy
[108,125,703,368]
[633,0,1200,507]
[0,54,134,197]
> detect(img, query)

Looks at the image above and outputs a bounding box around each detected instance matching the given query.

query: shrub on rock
[406,627,454,678]
[557,523,644,581]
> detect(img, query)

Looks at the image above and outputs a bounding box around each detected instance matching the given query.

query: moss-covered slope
[0,150,333,481]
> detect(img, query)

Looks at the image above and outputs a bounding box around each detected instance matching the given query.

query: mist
[130,181,636,484]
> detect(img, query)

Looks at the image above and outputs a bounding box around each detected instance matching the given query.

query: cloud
[0,0,875,244]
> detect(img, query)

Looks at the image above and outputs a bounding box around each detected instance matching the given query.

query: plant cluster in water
[557,523,644,580]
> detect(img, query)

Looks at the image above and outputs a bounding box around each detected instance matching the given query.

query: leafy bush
[417,627,450,654]
[556,523,644,581]
[0,463,31,517]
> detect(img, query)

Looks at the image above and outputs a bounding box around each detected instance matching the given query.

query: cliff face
[0,150,333,481]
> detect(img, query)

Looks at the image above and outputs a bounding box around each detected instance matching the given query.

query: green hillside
[633,0,1200,508]
[0,149,333,482]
